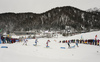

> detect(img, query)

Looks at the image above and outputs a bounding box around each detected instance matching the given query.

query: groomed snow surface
[0,31,100,62]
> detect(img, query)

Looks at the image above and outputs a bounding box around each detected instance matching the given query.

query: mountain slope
[0,6,100,33]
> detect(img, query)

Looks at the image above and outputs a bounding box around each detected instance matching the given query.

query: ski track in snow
[0,31,100,62]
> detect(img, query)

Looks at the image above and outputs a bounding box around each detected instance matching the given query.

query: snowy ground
[0,31,100,62]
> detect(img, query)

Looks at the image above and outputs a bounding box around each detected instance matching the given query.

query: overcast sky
[0,0,100,13]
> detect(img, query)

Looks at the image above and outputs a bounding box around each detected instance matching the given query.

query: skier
[35,39,38,46]
[23,37,28,46]
[67,40,70,48]
[76,40,79,47]
[46,40,50,47]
